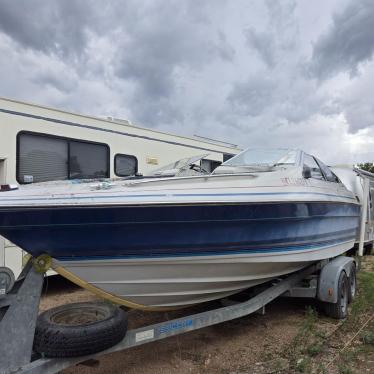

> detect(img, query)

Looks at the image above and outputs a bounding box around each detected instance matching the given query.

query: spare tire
[33,302,128,357]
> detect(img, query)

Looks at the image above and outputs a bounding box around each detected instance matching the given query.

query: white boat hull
[55,239,354,308]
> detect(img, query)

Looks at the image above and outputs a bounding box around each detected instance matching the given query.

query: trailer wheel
[348,263,357,303]
[33,302,127,357]
[324,271,349,319]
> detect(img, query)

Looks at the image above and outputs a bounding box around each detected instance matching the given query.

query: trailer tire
[324,271,349,319]
[348,263,357,304]
[33,302,127,357]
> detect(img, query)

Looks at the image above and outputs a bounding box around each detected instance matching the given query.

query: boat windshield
[147,154,209,176]
[222,149,298,167]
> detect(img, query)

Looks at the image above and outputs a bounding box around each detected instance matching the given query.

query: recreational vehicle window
[115,154,138,177]
[18,133,68,183]
[17,132,109,183]
[69,141,108,179]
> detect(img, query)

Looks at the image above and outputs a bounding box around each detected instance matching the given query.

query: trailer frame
[0,255,357,374]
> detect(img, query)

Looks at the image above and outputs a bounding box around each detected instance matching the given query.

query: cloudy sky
[0,0,373,164]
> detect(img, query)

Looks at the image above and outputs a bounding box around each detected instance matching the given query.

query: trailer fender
[317,256,356,304]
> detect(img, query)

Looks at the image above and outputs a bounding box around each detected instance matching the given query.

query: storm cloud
[0,0,374,163]
[310,0,374,79]
[0,1,98,59]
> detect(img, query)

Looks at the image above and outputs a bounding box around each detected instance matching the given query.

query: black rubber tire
[348,263,357,304]
[324,271,349,319]
[33,302,128,357]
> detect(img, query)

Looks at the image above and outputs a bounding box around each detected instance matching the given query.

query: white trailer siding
[0,97,238,184]
[331,166,374,246]
[0,97,239,276]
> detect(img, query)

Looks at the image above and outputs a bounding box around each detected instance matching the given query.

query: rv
[0,97,239,276]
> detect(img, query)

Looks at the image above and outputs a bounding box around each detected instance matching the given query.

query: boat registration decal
[135,329,155,342]
[281,178,309,186]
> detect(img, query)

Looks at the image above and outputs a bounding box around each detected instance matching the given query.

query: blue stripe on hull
[56,237,354,261]
[0,202,360,259]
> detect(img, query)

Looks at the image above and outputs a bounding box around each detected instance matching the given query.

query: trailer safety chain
[32,254,52,273]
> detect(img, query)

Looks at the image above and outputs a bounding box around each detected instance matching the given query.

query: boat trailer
[0,256,356,374]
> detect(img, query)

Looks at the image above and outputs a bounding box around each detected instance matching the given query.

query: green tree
[357,163,374,173]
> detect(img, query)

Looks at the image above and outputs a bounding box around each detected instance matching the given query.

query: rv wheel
[324,271,349,320]
[33,302,127,357]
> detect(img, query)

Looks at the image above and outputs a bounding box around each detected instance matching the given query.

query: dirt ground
[37,256,374,374]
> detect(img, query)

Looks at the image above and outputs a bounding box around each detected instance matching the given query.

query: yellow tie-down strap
[52,264,179,312]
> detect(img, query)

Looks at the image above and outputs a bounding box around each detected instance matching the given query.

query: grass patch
[351,271,374,317]
[306,342,323,356]
[331,262,374,373]
[338,268,374,335]
[295,356,311,372]
[284,307,322,371]
[338,364,353,374]
[290,307,317,348]
[361,330,374,345]
[281,258,374,373]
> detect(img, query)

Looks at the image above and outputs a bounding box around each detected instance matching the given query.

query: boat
[0,148,361,310]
